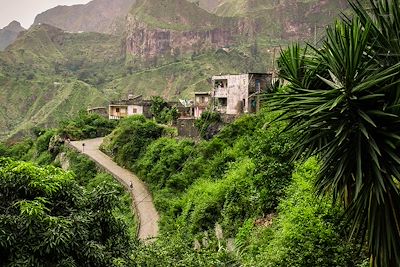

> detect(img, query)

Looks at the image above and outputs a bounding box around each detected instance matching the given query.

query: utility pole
[314,24,317,46]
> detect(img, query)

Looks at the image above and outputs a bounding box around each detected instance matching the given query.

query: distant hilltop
[0,21,25,51]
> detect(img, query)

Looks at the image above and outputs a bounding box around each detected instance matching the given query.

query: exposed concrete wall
[177,118,199,138]
[212,74,249,115]
[128,105,144,115]
[194,93,211,118]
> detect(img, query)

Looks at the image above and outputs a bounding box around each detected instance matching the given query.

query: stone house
[211,73,272,115]
[194,92,211,119]
[108,95,152,120]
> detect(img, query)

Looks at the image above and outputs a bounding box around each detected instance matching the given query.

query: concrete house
[211,73,272,115]
[194,92,211,118]
[109,95,152,120]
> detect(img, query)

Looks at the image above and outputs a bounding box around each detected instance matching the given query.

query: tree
[150,96,179,124]
[0,158,133,266]
[269,1,400,265]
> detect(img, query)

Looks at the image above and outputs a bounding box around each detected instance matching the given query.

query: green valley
[0,0,350,141]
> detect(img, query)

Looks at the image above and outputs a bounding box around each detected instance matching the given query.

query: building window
[132,108,137,113]
[218,98,227,107]
[116,107,120,113]
[215,80,227,88]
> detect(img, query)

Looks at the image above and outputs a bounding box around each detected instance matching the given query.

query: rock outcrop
[124,0,348,60]
[124,0,243,60]
[0,21,25,51]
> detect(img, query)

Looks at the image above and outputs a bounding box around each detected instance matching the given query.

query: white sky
[0,0,91,29]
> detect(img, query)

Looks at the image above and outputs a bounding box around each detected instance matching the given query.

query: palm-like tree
[270,1,400,265]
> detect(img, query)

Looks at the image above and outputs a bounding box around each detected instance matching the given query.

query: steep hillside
[0,21,25,51]
[0,0,357,140]
[33,0,136,34]
[108,49,267,100]
[0,24,122,140]
[0,23,265,140]
[125,0,240,61]
[125,0,350,62]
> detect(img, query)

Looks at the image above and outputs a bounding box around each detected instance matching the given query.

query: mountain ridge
[0,21,25,51]
[33,0,136,34]
[0,0,353,140]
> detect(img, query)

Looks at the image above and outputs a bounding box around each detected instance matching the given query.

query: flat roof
[194,92,210,95]
[212,72,272,77]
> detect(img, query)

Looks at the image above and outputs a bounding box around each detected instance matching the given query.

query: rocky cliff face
[0,21,25,51]
[34,0,136,34]
[124,0,348,60]
[124,0,248,60]
[125,16,240,60]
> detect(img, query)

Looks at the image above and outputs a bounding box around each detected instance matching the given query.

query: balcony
[109,114,127,120]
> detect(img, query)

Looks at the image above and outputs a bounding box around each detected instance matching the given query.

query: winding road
[70,138,159,241]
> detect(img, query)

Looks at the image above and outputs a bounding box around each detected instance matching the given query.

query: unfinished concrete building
[194,92,211,119]
[211,73,272,115]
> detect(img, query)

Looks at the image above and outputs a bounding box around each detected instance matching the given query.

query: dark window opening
[218,98,227,107]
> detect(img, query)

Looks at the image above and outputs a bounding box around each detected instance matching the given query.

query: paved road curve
[70,138,159,241]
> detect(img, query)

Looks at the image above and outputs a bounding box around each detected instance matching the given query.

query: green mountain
[0,24,122,140]
[33,0,136,34]
[0,21,25,51]
[0,0,353,140]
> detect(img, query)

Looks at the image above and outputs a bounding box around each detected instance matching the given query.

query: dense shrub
[178,158,257,235]
[134,138,194,190]
[3,139,34,160]
[0,158,133,267]
[59,111,117,140]
[101,115,164,169]
[243,158,366,267]
[66,150,98,185]
[130,232,238,266]
[150,96,179,124]
[35,130,56,154]
[195,111,223,139]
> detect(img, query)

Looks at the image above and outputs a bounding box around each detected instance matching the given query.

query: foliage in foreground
[0,158,134,267]
[269,0,400,265]
[243,158,367,267]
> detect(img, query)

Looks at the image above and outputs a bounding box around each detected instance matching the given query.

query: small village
[89,72,273,137]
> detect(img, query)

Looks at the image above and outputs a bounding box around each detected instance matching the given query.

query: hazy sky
[0,0,91,29]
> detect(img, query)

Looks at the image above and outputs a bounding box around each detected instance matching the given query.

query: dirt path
[70,138,159,241]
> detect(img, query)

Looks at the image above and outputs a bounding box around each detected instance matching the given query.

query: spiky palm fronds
[269,1,400,265]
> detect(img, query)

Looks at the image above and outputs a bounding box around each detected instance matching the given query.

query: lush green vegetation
[100,116,165,168]
[269,0,400,265]
[0,158,135,267]
[149,96,179,125]
[102,109,366,265]
[59,111,117,140]
[2,1,391,265]
[0,113,137,267]
[194,111,223,139]
[242,158,367,266]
